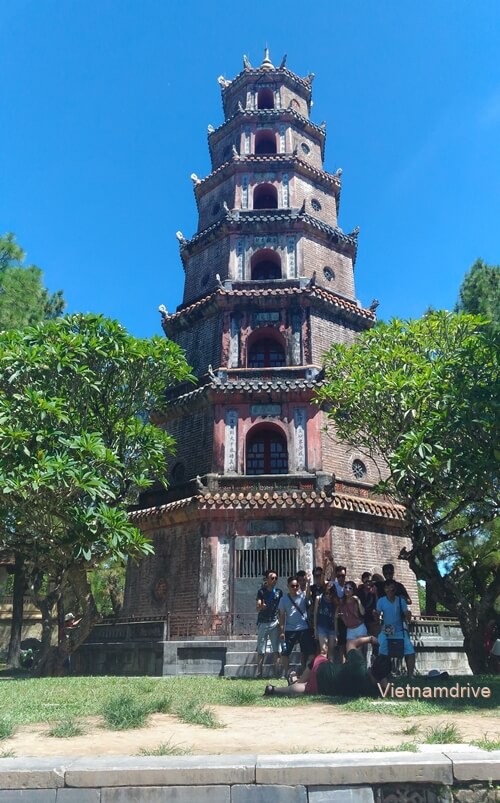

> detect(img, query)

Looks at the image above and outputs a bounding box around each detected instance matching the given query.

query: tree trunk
[6,553,25,668]
[31,565,100,677]
[424,583,438,616]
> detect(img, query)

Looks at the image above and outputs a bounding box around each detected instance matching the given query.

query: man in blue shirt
[255,569,283,678]
[278,576,316,677]
[376,579,415,677]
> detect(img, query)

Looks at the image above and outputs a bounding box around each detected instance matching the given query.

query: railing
[90,613,462,643]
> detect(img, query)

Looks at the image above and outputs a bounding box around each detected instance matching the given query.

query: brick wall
[182,238,230,304]
[301,240,355,298]
[122,524,202,618]
[166,407,214,478]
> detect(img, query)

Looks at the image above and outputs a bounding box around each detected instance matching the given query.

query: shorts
[256,621,280,653]
[304,654,328,695]
[316,627,335,638]
[346,623,368,640]
[378,631,414,656]
[283,628,316,658]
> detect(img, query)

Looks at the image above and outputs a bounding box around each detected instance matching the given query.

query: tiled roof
[195,155,339,195]
[161,376,319,413]
[209,107,323,141]
[181,210,356,253]
[162,284,374,325]
[129,490,406,522]
[221,66,313,95]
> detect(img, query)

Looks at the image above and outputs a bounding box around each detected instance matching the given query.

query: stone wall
[1,752,498,802]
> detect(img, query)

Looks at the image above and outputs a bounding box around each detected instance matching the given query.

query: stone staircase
[224,639,301,679]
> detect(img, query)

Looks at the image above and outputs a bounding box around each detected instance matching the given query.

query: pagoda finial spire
[260,47,274,70]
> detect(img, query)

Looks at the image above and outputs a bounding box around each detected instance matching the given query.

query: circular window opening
[171,462,186,483]
[212,202,221,216]
[352,459,367,480]
[301,142,310,154]
[201,273,210,288]
[323,266,335,282]
[311,198,322,211]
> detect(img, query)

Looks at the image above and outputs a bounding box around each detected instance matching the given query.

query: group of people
[255,562,416,694]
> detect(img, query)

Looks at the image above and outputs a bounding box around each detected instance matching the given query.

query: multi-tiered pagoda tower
[123,52,417,627]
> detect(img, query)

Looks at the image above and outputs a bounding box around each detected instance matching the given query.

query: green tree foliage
[317,311,499,673]
[0,233,65,330]
[0,314,194,675]
[455,258,500,332]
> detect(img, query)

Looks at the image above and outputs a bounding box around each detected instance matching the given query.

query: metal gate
[232,534,312,635]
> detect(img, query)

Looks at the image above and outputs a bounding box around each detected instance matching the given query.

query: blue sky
[1,1,499,338]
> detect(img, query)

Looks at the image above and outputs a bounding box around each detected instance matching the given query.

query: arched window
[257,88,274,109]
[253,183,278,210]
[250,249,281,280]
[255,130,277,155]
[248,338,285,368]
[246,427,288,475]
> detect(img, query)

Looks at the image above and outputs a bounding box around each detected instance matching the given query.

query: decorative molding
[287,236,297,278]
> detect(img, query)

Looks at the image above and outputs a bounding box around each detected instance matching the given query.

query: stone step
[224,659,302,679]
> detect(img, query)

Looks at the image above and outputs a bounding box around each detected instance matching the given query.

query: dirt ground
[4,705,499,757]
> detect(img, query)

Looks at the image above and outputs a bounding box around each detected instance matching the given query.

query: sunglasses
[289,583,299,588]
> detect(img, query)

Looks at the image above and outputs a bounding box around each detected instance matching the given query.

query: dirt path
[4,706,499,757]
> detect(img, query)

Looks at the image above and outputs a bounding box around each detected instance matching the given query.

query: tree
[455,258,500,333]
[0,314,193,675]
[317,311,499,673]
[0,233,65,331]
[0,232,66,667]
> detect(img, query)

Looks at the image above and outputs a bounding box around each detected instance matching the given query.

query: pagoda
[122,51,417,630]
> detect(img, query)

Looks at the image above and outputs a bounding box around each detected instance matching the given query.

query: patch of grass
[150,695,173,714]
[0,674,498,728]
[401,723,420,736]
[0,750,16,758]
[175,703,224,729]
[0,719,13,741]
[470,735,500,751]
[228,686,259,706]
[360,742,418,753]
[101,694,150,731]
[46,718,84,738]
[138,740,191,756]
[423,722,463,744]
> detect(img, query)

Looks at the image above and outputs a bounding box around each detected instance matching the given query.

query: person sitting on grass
[264,635,391,698]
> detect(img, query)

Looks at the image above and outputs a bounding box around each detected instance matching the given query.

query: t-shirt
[376,595,408,637]
[357,585,378,626]
[256,586,283,624]
[316,650,375,697]
[278,591,309,632]
[375,580,409,602]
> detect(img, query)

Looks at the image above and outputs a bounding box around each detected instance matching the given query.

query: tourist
[335,581,367,644]
[375,563,412,605]
[313,584,336,660]
[255,569,283,679]
[376,579,415,677]
[332,565,347,662]
[263,635,390,698]
[357,572,380,642]
[310,566,327,604]
[278,576,316,677]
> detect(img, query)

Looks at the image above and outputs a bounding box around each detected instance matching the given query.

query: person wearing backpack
[278,575,316,678]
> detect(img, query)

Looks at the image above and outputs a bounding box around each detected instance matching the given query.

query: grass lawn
[0,672,498,728]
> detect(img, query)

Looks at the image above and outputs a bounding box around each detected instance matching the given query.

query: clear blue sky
[1,1,499,338]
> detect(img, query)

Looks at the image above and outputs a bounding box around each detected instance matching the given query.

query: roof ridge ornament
[279,54,287,69]
[243,54,252,70]
[260,47,274,70]
[217,75,231,89]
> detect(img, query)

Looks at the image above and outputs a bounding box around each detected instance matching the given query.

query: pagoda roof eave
[155,376,320,418]
[161,284,375,334]
[208,107,325,163]
[129,490,406,524]
[179,210,357,262]
[194,155,340,204]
